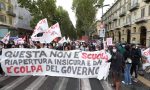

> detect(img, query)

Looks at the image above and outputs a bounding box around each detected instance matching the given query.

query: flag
[67,37,71,43]
[14,38,25,45]
[29,39,34,46]
[42,23,62,43]
[31,18,49,37]
[58,37,67,44]
[1,32,10,44]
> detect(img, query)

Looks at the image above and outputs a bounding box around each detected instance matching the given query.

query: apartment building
[0,0,32,39]
[102,0,150,46]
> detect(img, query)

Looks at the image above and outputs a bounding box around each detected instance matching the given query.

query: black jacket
[110,51,125,72]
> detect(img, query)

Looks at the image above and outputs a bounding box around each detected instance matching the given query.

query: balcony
[129,3,139,12]
[115,26,121,30]
[113,16,117,21]
[6,10,16,17]
[135,17,147,24]
[108,20,112,24]
[143,0,150,3]
[123,22,131,27]
[119,11,126,17]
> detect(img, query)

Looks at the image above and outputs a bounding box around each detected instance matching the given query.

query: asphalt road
[0,76,149,90]
[0,76,108,90]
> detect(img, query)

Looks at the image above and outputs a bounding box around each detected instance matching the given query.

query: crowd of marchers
[0,40,149,90]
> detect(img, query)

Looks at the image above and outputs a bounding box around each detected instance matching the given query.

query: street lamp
[95,4,110,22]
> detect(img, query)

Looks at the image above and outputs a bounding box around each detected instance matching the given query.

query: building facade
[0,0,32,39]
[102,0,150,46]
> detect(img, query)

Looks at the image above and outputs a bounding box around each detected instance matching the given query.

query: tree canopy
[17,0,76,39]
[72,0,104,37]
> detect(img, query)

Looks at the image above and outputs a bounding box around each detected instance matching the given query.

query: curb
[138,75,150,87]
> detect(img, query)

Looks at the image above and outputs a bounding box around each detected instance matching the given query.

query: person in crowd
[0,41,3,55]
[71,41,76,50]
[109,45,125,90]
[48,43,54,49]
[122,45,132,85]
[130,44,141,82]
[89,43,95,51]
[0,41,4,76]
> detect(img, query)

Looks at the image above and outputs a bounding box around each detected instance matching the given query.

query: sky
[56,0,115,27]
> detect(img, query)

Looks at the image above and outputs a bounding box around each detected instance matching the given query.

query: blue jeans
[124,64,132,84]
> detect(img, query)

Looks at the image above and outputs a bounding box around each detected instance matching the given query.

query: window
[0,15,6,22]
[8,6,13,12]
[0,2,6,10]
[8,0,11,3]
[122,30,124,34]
[134,11,137,20]
[133,27,136,33]
[149,6,150,16]
[141,8,145,18]
[9,17,12,25]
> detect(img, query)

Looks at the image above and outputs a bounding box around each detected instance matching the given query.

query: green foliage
[17,0,76,39]
[72,0,104,37]
[55,6,77,39]
[18,0,57,27]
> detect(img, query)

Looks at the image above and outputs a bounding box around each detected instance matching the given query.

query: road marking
[81,79,91,90]
[0,76,31,90]
[0,76,9,82]
[138,76,150,87]
[100,80,113,90]
[25,76,48,90]
[53,77,69,90]
[79,79,81,90]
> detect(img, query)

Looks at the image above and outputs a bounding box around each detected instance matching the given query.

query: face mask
[76,46,79,49]
[122,45,125,47]
[19,45,23,48]
[44,46,47,48]
[113,49,117,53]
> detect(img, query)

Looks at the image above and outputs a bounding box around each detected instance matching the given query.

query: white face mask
[19,45,23,48]
[122,45,125,47]
[76,46,79,49]
[113,49,117,52]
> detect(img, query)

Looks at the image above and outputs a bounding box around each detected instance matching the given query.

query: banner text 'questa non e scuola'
[1,48,111,79]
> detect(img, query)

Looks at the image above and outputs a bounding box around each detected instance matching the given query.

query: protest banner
[142,48,150,63]
[1,32,10,44]
[67,37,71,43]
[106,38,113,46]
[1,49,111,79]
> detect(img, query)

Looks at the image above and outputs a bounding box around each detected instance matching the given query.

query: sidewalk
[107,73,150,90]
[137,71,150,88]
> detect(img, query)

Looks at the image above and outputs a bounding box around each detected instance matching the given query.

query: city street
[0,76,149,90]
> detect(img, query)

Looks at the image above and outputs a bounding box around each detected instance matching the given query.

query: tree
[18,0,57,27]
[55,7,77,40]
[72,0,104,38]
[17,0,76,39]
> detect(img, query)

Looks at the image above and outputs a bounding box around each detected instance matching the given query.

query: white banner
[106,38,113,46]
[142,48,150,63]
[1,49,111,79]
